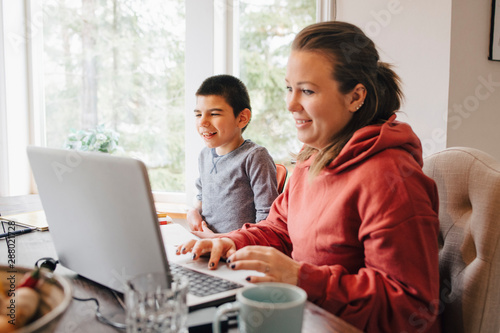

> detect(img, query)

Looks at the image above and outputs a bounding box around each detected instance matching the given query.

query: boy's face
[194,95,249,155]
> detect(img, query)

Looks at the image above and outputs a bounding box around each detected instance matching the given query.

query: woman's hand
[176,237,237,269]
[228,246,300,285]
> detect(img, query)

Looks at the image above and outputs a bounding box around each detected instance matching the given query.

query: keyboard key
[169,263,242,297]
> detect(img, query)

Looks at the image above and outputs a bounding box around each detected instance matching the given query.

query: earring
[356,102,364,110]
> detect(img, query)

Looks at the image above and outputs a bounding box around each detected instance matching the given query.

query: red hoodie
[227,115,441,332]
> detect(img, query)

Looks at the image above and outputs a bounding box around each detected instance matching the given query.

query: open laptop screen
[27,146,169,292]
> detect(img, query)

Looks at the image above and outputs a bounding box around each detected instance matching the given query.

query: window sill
[155,202,189,220]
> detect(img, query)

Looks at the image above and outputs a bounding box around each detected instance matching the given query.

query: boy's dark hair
[196,74,252,132]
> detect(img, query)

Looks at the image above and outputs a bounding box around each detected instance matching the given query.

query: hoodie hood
[301,115,423,174]
[332,114,423,173]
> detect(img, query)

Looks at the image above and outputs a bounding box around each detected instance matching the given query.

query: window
[0,0,331,198]
[237,0,316,169]
[42,0,186,192]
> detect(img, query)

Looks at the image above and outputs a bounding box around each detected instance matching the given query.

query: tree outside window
[42,0,314,193]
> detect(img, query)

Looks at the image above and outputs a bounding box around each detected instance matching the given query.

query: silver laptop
[27,146,251,310]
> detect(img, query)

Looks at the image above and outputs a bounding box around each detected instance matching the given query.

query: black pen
[0,227,35,239]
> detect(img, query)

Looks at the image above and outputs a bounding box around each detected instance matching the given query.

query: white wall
[447,0,500,161]
[337,0,500,161]
[336,0,453,158]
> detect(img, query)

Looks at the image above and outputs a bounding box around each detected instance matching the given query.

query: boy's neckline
[213,139,249,157]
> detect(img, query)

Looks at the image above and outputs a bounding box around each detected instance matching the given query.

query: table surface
[0,195,362,333]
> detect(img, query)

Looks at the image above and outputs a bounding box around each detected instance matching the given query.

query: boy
[187,74,279,238]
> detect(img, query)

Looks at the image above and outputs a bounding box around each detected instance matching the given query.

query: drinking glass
[125,272,188,333]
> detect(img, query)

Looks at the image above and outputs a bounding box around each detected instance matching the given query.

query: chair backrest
[275,163,288,194]
[422,147,500,333]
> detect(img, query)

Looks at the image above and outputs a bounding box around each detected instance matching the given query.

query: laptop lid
[26,146,251,309]
[27,146,169,292]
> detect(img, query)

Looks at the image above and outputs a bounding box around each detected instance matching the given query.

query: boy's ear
[237,108,251,129]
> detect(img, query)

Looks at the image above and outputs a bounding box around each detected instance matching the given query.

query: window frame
[0,0,34,196]
[0,0,334,201]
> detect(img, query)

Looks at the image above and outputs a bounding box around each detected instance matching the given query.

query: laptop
[27,146,255,310]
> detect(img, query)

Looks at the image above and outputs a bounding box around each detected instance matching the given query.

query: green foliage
[42,0,314,192]
[43,0,185,192]
[239,0,316,162]
[64,124,122,154]
[148,167,184,192]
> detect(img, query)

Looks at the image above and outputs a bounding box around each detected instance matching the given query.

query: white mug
[213,283,307,333]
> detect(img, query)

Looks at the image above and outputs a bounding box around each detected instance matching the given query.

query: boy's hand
[191,221,218,239]
[187,208,204,231]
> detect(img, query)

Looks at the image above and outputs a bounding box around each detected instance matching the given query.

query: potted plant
[64,124,122,154]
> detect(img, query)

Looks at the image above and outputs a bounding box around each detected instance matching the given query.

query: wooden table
[0,195,362,333]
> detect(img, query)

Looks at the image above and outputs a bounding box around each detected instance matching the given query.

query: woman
[177,21,441,332]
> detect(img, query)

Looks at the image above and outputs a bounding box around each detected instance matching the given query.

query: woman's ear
[238,108,251,129]
[348,84,367,113]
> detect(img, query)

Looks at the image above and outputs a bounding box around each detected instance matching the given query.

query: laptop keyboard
[170,263,243,297]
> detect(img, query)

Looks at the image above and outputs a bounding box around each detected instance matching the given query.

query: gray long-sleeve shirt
[195,140,279,233]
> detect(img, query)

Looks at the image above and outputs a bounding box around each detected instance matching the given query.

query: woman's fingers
[176,238,237,271]
[176,238,214,259]
[225,247,237,259]
[245,275,276,283]
[176,239,198,255]
[227,245,272,263]
[206,238,238,269]
[207,238,225,269]
[227,246,300,285]
[190,239,217,259]
[229,259,270,274]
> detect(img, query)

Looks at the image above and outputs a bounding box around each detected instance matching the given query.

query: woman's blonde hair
[292,21,403,177]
